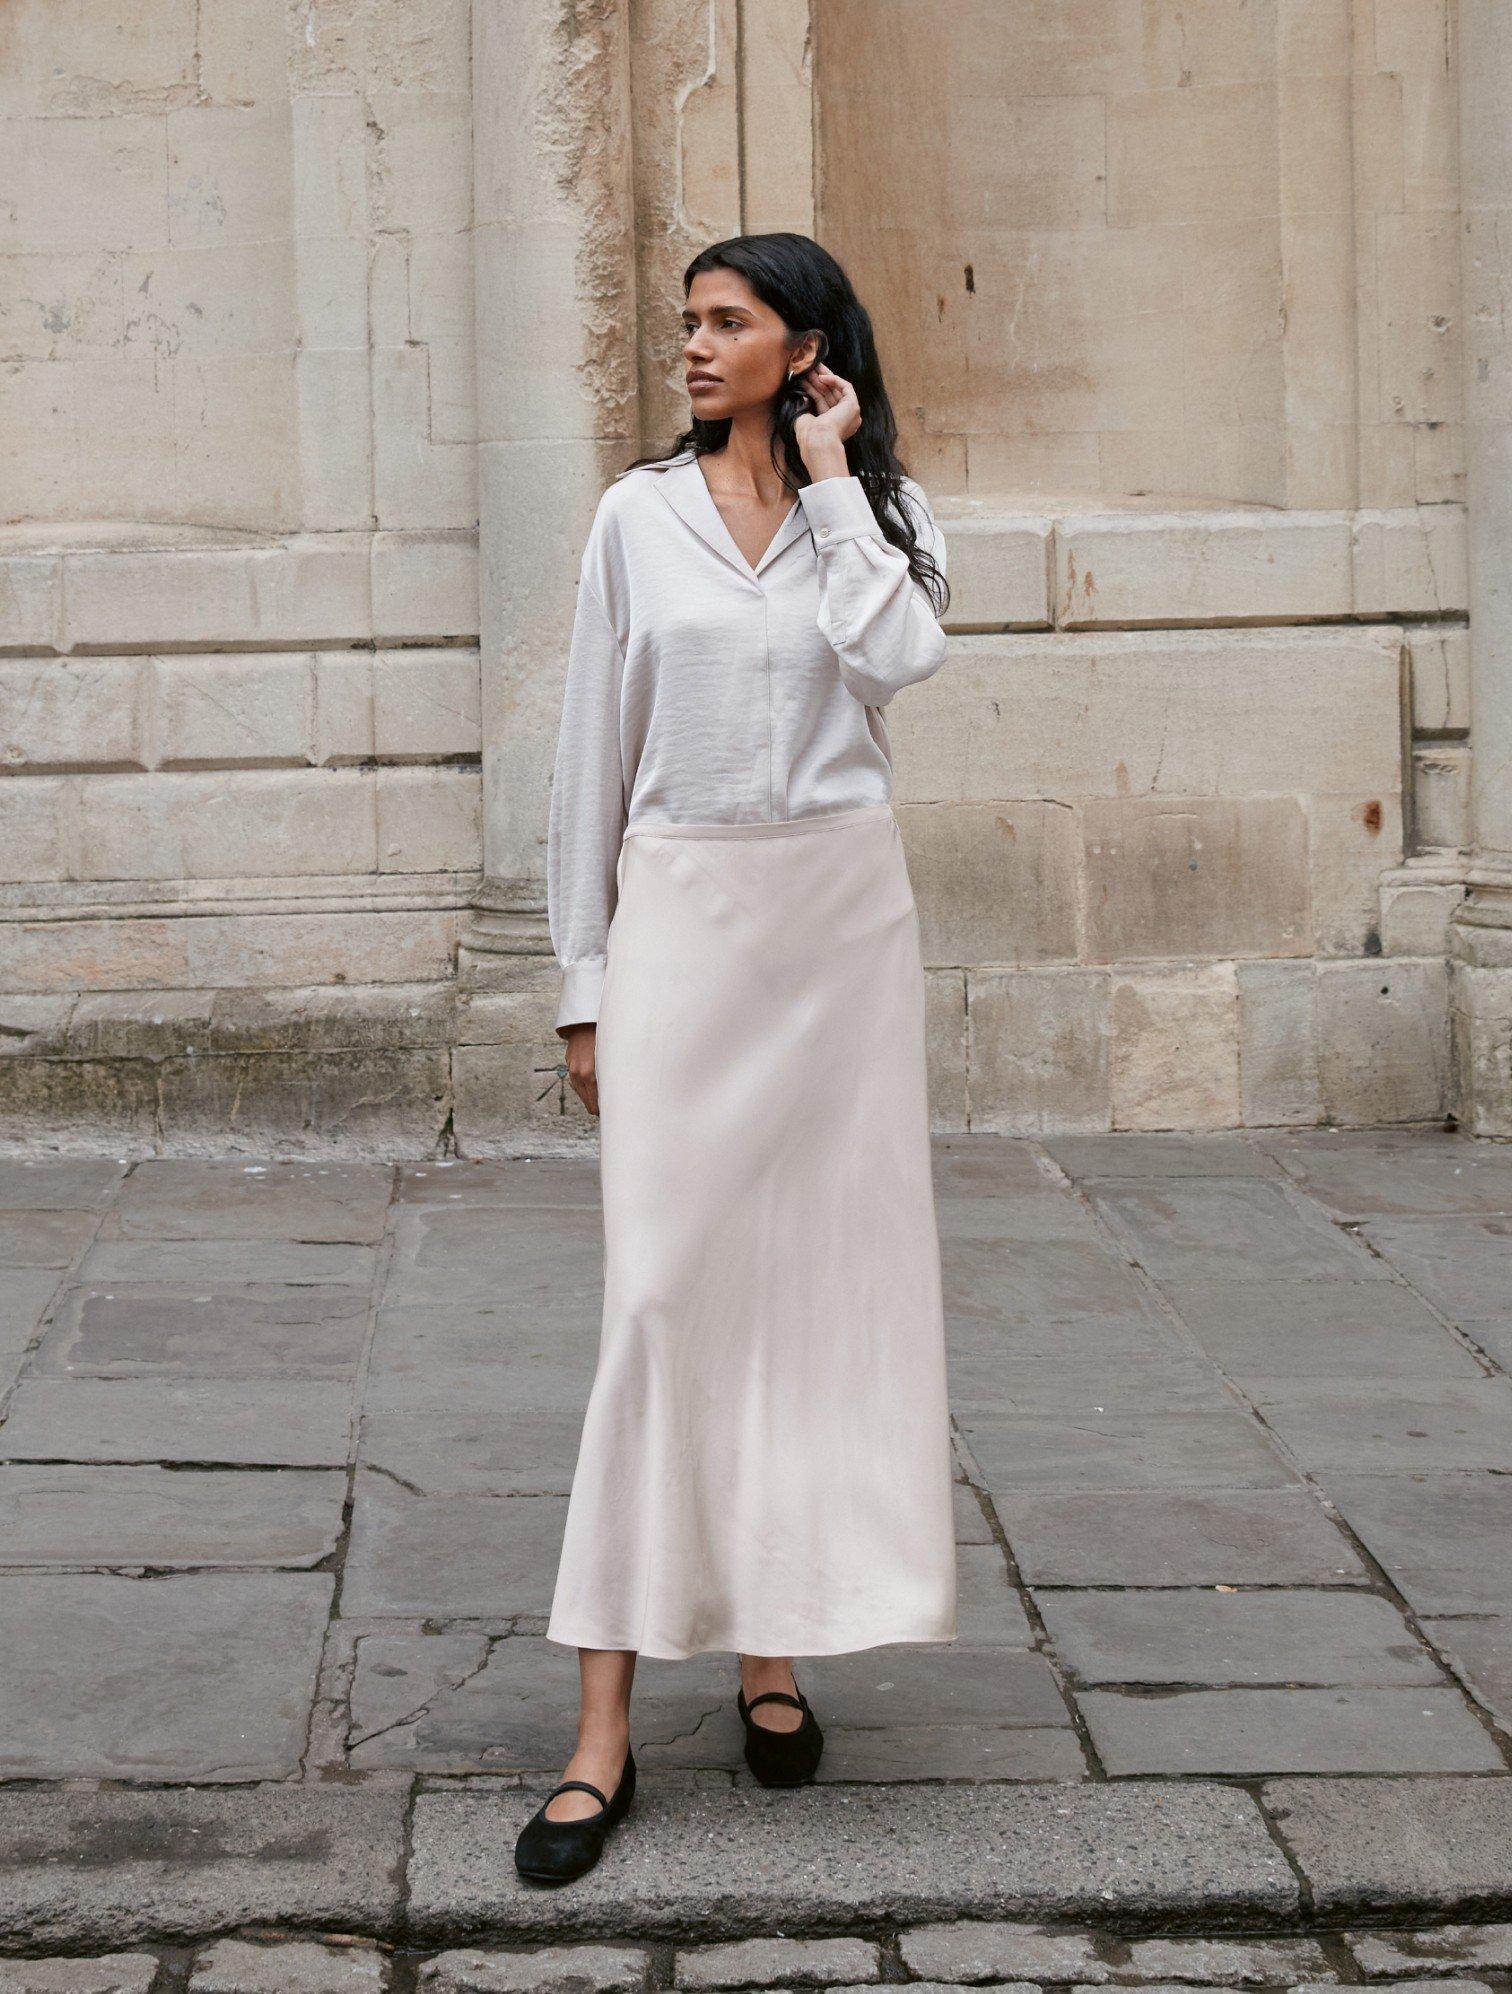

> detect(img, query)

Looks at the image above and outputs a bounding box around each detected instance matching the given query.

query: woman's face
[680,269,815,421]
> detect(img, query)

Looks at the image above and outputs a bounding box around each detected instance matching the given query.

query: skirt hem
[543,1621,959,1663]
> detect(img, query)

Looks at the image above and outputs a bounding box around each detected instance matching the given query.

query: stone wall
[0,0,1505,1151]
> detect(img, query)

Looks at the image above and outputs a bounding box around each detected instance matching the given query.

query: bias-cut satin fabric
[545,801,958,1661]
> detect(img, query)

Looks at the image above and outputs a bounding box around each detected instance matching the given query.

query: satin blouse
[546,446,951,1034]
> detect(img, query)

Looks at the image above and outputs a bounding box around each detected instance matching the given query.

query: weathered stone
[674,1936,880,1989]
[1251,1380,1512,1474]
[1156,1277,1483,1382]
[0,1959,159,1994]
[963,1410,1299,1493]
[0,1784,405,1950]
[28,1284,373,1380]
[188,1937,389,1991]
[1324,1475,1512,1616]
[418,1948,648,1993]
[995,1489,1367,1587]
[1121,1936,1338,1984]
[341,1476,568,1618]
[0,1465,345,1567]
[1263,1775,1512,1910]
[0,1572,332,1779]
[1346,1925,1512,1979]
[899,1920,1109,1984]
[0,1378,355,1466]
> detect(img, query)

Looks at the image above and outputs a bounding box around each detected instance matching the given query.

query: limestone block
[370,237,411,345]
[199,0,287,105]
[1110,964,1242,1132]
[1352,507,1468,615]
[371,533,479,641]
[924,968,968,1132]
[952,94,1108,230]
[211,982,458,1054]
[371,90,473,237]
[0,247,89,357]
[165,105,293,250]
[932,515,1051,628]
[1375,213,1462,427]
[1054,512,1352,628]
[1081,797,1309,964]
[75,771,378,880]
[452,1038,593,1157]
[1108,84,1278,229]
[1237,960,1322,1128]
[1307,793,1405,956]
[895,629,1404,803]
[0,996,73,1059]
[183,908,461,989]
[898,801,1079,967]
[0,114,169,252]
[373,650,481,758]
[1315,959,1451,1124]
[376,767,482,873]
[1,918,193,998]
[1407,624,1471,733]
[297,349,375,530]
[372,347,477,530]
[151,1046,451,1156]
[61,541,373,650]
[0,659,147,772]
[0,554,61,651]
[1412,744,1473,851]
[1380,870,1468,956]
[966,967,1112,1134]
[68,989,216,1062]
[155,655,314,767]
[0,777,68,883]
[315,655,376,764]
[407,237,476,445]
[0,1055,163,1150]
[170,354,301,530]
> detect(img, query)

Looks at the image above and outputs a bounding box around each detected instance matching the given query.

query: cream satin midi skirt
[545,800,958,1661]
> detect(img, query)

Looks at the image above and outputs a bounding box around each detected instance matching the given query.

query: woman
[514,233,957,1886]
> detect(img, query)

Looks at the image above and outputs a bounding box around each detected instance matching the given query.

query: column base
[1448,870,1512,1137]
[457,874,554,994]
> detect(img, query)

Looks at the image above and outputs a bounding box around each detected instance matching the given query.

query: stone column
[1449,0,1512,1135]
[458,0,640,998]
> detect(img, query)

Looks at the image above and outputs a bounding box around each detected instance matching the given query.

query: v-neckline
[690,455,802,580]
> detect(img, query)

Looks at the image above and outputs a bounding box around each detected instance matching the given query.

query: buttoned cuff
[797,475,885,548]
[556,958,606,1035]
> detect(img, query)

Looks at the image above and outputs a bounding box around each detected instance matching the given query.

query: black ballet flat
[736,1681,824,1787]
[513,1744,636,1885]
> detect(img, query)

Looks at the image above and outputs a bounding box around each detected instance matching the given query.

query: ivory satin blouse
[546,446,951,1034]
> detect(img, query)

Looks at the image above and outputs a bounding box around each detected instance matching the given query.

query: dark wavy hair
[623,232,949,618]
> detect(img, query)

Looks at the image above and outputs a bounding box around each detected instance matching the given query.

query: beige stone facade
[1,0,1508,1150]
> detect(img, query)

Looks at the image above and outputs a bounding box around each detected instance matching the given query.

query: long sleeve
[795,474,949,707]
[547,574,628,1036]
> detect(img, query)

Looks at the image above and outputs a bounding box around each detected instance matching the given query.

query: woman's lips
[688,377,720,390]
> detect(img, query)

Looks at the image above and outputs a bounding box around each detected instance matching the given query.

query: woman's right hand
[559,1022,599,1116]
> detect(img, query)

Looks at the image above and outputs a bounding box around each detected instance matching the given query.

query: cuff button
[818,525,831,537]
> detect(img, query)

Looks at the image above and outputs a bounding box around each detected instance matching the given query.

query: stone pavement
[1,1128,1511,1962]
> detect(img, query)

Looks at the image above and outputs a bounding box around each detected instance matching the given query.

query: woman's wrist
[801,445,850,485]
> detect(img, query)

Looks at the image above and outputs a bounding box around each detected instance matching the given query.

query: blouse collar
[639,448,810,586]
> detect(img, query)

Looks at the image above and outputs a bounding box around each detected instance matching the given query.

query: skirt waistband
[621,802,894,843]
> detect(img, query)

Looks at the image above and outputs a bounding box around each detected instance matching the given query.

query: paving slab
[1358,1216,1512,1368]
[0,1571,333,1778]
[1422,1619,1512,1730]
[1082,1687,1503,1777]
[102,1160,394,1242]
[1345,1924,1512,1977]
[933,1138,1068,1197]
[1033,1588,1446,1687]
[1121,1935,1339,1982]
[0,1210,101,1267]
[1262,1775,1512,1913]
[962,1411,1300,1493]
[0,1378,355,1466]
[1156,1278,1484,1382]
[341,1476,567,1618]
[406,1779,1298,1938]
[1254,1129,1512,1218]
[994,1489,1368,1587]
[417,1947,647,1992]
[1088,1180,1386,1284]
[381,1208,606,1311]
[187,1936,390,1991]
[396,1157,603,1209]
[813,1724,1086,1781]
[1250,1380,1512,1474]
[0,1784,406,1950]
[1041,1134,1282,1182]
[898,1920,1110,1982]
[26,1283,373,1380]
[946,1349,1232,1418]
[0,1160,128,1210]
[943,1238,1162,1326]
[356,1408,585,1497]
[71,1240,376,1288]
[0,1268,66,1357]
[1325,1474,1512,1616]
[0,1959,159,1993]
[672,1936,879,1987]
[0,1465,346,1567]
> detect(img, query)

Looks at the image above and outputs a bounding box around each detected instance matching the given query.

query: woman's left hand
[794,362,861,475]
